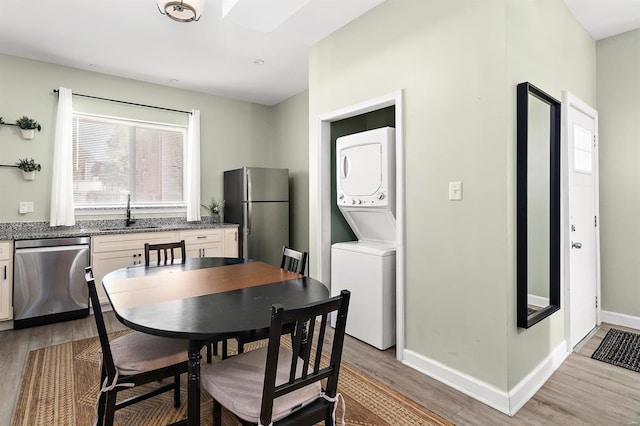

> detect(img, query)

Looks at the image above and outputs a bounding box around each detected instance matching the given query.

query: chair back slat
[144,240,186,267]
[288,319,304,382]
[260,290,350,425]
[300,319,316,378]
[280,246,308,275]
[313,315,328,373]
[84,267,117,377]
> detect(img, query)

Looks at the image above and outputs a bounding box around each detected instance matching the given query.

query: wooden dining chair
[85,267,188,426]
[143,240,221,361]
[202,290,350,426]
[144,240,186,267]
[280,245,308,275]
[231,245,310,356]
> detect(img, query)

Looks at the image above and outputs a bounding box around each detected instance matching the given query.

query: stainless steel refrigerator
[224,167,289,267]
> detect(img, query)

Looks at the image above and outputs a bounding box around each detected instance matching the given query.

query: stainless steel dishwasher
[14,237,91,329]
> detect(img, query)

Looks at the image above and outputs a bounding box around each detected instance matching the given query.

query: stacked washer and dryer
[330,127,396,350]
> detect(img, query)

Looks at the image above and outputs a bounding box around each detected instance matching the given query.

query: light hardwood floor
[1,317,639,425]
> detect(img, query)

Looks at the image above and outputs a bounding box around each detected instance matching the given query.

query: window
[573,124,593,174]
[72,114,186,208]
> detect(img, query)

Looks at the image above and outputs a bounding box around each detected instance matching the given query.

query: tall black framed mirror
[517,82,561,328]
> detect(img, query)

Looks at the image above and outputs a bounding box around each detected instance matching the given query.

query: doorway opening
[314,90,405,360]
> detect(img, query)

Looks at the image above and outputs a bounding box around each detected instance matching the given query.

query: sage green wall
[505,0,595,388]
[597,29,640,317]
[0,54,274,223]
[271,90,310,253]
[309,0,595,393]
[310,0,509,389]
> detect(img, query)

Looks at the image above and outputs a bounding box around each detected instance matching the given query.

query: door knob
[572,241,582,249]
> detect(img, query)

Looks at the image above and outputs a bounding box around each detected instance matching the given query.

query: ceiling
[563,0,640,40]
[0,0,384,106]
[0,0,638,107]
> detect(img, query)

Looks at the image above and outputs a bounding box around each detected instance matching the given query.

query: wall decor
[516,81,562,329]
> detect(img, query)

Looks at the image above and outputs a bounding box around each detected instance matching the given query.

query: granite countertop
[0,218,238,241]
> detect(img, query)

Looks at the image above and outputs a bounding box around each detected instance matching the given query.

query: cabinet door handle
[202,248,205,257]
[235,231,237,241]
[197,236,207,239]
[3,265,6,280]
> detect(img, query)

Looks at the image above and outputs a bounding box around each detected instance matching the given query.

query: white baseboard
[402,349,510,414]
[527,294,549,308]
[402,340,568,416]
[600,310,640,330]
[507,341,569,414]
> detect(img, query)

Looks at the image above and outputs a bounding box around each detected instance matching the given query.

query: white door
[567,96,599,349]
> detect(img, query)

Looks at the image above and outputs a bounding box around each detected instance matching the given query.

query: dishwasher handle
[15,245,90,254]
[14,237,90,249]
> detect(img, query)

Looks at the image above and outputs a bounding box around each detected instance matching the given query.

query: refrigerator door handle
[242,201,251,236]
[247,169,252,203]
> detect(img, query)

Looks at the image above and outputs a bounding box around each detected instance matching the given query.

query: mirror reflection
[516,81,561,328]
[527,95,551,313]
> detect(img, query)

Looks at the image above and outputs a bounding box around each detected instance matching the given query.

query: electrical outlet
[19,201,34,214]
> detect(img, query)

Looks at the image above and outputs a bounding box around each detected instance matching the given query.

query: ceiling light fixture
[253,59,265,65]
[156,0,203,22]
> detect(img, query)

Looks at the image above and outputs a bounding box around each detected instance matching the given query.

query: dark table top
[102,257,330,340]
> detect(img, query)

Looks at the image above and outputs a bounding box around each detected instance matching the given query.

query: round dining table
[102,257,329,426]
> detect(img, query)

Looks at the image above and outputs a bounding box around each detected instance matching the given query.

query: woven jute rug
[12,331,452,425]
[591,328,640,373]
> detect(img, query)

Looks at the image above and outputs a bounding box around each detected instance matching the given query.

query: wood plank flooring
[1,317,638,425]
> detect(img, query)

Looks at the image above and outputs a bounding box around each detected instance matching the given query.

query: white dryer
[331,127,397,350]
[336,126,396,243]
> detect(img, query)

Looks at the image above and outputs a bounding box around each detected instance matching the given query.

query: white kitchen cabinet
[0,241,13,321]
[91,231,178,304]
[179,229,224,258]
[91,227,238,305]
[224,227,239,257]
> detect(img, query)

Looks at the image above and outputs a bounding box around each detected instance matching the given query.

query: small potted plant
[15,116,42,139]
[201,197,225,223]
[16,157,42,180]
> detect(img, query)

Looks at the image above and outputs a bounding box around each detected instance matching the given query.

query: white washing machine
[331,241,396,350]
[331,127,397,350]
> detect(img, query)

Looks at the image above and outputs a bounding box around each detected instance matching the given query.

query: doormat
[591,328,640,372]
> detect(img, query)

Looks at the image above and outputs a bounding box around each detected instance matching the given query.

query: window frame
[72,112,189,215]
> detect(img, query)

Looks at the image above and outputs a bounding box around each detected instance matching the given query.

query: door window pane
[573,124,593,174]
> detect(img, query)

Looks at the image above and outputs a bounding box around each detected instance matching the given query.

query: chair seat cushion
[201,346,322,423]
[111,331,187,376]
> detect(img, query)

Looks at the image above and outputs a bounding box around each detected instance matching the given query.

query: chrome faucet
[126,193,136,227]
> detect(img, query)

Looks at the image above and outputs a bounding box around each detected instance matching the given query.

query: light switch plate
[449,182,462,201]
